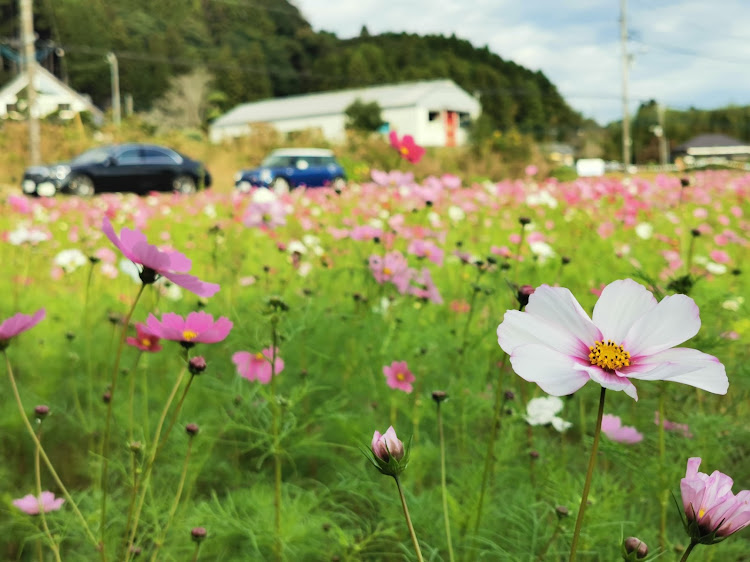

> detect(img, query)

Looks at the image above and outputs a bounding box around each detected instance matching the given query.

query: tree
[344,98,384,132]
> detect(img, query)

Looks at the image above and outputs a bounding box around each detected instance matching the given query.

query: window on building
[58,103,72,111]
[459,113,472,128]
[428,111,440,122]
[6,103,18,113]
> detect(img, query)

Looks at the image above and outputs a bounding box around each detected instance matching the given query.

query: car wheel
[173,174,197,194]
[69,174,95,197]
[332,176,346,191]
[272,177,290,194]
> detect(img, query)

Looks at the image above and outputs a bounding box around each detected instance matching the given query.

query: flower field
[1,169,749,561]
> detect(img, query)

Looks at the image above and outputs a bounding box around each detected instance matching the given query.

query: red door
[445,111,457,147]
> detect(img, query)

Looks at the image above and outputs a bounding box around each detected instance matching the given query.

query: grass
[0,167,748,561]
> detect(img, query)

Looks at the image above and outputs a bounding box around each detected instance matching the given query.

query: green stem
[121,449,141,561]
[536,520,562,562]
[149,438,193,561]
[512,222,527,285]
[100,283,146,547]
[155,372,195,457]
[127,351,143,442]
[569,387,606,562]
[437,402,455,562]
[124,362,188,561]
[3,352,101,553]
[658,390,667,550]
[190,543,202,562]
[35,424,62,562]
[394,476,424,562]
[474,357,507,534]
[679,542,697,562]
[270,322,283,562]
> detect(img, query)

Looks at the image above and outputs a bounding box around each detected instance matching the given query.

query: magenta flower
[681,457,750,542]
[146,312,233,348]
[407,239,444,266]
[496,279,728,400]
[0,309,45,351]
[13,491,64,515]
[371,426,405,462]
[232,347,284,384]
[103,217,219,297]
[126,323,162,352]
[654,411,693,438]
[600,414,643,444]
[383,361,415,393]
[389,131,425,164]
[369,251,412,294]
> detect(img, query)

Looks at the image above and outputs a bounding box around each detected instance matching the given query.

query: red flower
[389,131,425,164]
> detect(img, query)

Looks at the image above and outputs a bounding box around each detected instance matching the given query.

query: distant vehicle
[234,148,346,192]
[21,144,211,197]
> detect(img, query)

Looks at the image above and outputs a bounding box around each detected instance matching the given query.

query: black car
[21,144,211,197]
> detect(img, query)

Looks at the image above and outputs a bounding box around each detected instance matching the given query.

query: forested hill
[0,0,581,139]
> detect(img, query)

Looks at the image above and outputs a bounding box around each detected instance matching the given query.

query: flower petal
[592,279,657,343]
[623,294,701,356]
[626,348,728,395]
[508,344,591,396]
[585,367,639,400]
[161,272,220,298]
[525,285,601,346]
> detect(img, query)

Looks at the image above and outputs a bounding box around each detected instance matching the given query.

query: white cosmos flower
[497,279,728,401]
[448,206,465,222]
[525,396,572,431]
[635,223,653,240]
[705,262,727,275]
[54,249,88,273]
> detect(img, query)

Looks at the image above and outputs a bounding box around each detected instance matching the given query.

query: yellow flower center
[698,507,706,519]
[255,352,264,360]
[400,147,409,155]
[182,330,198,341]
[383,267,393,276]
[588,340,631,371]
[396,372,405,381]
[141,337,152,346]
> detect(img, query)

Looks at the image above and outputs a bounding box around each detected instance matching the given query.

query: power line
[633,39,749,65]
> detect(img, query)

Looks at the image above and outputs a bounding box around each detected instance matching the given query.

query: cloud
[294,0,750,125]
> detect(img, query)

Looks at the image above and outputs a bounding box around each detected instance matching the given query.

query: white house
[0,65,104,124]
[209,79,481,147]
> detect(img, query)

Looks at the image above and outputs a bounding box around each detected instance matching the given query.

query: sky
[293,0,750,126]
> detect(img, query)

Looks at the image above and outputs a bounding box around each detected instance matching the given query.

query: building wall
[0,73,93,119]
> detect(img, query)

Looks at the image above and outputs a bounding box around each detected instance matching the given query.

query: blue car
[234,148,346,192]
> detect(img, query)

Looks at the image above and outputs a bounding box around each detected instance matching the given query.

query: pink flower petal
[586,368,639,400]
[626,348,728,395]
[161,272,220,298]
[592,279,657,343]
[508,344,590,396]
[624,294,701,356]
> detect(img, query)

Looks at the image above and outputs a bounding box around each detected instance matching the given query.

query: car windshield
[261,155,294,167]
[71,147,114,165]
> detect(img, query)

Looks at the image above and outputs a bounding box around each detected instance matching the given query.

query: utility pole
[106,52,121,127]
[20,0,41,165]
[620,0,631,172]
[656,103,668,165]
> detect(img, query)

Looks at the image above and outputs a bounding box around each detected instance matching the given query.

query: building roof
[675,133,747,150]
[0,65,104,120]
[211,79,481,129]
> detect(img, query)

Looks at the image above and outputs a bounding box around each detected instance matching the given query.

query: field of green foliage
[0,169,748,561]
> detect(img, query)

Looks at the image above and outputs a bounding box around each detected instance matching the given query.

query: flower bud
[188,356,207,375]
[369,426,409,477]
[431,390,448,404]
[186,423,200,437]
[517,285,535,309]
[519,216,531,226]
[555,505,569,519]
[34,405,50,419]
[622,536,648,560]
[191,527,207,543]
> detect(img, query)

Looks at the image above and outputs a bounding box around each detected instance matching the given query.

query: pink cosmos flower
[654,411,693,438]
[383,360,415,393]
[103,217,219,298]
[369,251,412,294]
[13,491,64,515]
[389,131,426,164]
[126,323,162,352]
[496,279,728,400]
[0,309,45,350]
[601,414,643,444]
[371,426,404,462]
[146,312,233,348]
[232,347,284,384]
[407,239,444,266]
[681,457,750,540]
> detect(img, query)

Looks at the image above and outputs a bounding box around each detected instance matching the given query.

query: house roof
[674,133,748,150]
[0,65,104,120]
[211,79,481,129]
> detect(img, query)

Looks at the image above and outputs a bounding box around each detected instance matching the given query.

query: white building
[209,79,481,147]
[0,65,104,124]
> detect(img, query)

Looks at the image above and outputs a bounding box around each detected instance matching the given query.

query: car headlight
[52,165,71,180]
[234,171,243,183]
[260,169,273,183]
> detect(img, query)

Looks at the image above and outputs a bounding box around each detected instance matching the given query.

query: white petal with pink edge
[497,310,589,358]
[584,366,639,400]
[508,344,590,396]
[592,279,658,343]
[626,347,728,395]
[525,285,601,346]
[624,294,701,356]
